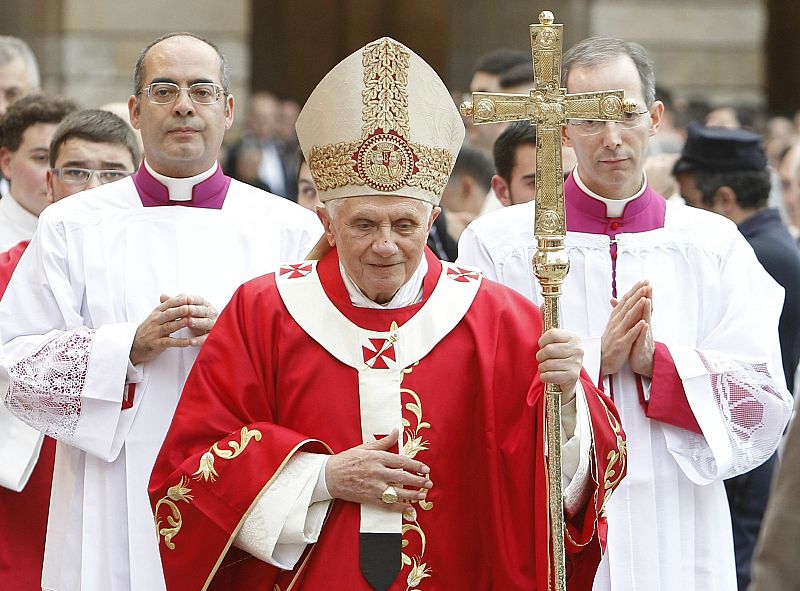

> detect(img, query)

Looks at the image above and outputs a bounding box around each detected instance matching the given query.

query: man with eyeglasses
[458,37,791,591]
[0,90,77,591]
[0,32,321,591]
[0,107,137,590]
[47,108,140,202]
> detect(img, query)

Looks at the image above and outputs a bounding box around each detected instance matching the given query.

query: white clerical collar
[143,160,218,201]
[1,191,39,235]
[573,167,648,218]
[340,256,428,309]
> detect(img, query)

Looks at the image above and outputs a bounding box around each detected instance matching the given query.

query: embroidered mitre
[295,37,465,205]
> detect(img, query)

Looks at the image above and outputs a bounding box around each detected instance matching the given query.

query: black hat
[672,121,767,175]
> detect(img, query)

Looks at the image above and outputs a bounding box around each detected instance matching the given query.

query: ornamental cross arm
[460,10,637,128]
[462,88,633,127]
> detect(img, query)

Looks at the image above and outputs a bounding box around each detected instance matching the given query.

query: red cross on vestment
[362,337,397,369]
[279,263,313,279]
[446,267,480,283]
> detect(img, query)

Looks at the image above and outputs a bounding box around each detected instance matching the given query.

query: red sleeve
[0,240,29,298]
[148,276,329,591]
[643,342,702,434]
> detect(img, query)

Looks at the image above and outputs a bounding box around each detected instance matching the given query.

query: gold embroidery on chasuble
[399,362,434,589]
[599,399,626,517]
[154,427,263,550]
[308,38,453,198]
[564,397,626,548]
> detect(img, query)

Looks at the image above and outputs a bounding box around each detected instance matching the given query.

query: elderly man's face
[0,55,34,118]
[128,35,234,177]
[319,196,438,304]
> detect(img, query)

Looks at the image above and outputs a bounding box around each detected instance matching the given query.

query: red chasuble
[150,248,626,591]
[0,239,55,590]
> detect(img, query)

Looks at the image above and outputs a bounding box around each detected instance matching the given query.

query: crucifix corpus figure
[461,10,636,591]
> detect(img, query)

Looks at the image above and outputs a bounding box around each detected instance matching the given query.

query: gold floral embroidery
[154,476,193,550]
[600,401,626,514]
[154,427,263,550]
[308,38,453,198]
[399,363,433,589]
[193,427,263,482]
[308,141,363,191]
[408,142,454,195]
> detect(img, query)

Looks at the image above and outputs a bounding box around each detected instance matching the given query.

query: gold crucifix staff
[460,10,635,591]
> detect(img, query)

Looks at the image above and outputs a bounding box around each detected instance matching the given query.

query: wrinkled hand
[601,280,654,378]
[129,294,219,365]
[325,429,433,513]
[537,328,584,405]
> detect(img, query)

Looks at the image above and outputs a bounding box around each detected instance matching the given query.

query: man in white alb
[457,36,792,591]
[0,32,321,591]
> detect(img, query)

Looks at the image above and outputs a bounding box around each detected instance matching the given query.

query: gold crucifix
[460,10,636,591]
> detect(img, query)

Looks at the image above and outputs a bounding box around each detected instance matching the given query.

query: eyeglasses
[142,82,225,105]
[567,110,651,135]
[51,167,133,185]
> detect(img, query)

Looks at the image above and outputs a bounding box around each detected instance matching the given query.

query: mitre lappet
[295,37,465,207]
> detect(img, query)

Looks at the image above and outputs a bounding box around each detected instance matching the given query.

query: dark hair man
[458,36,791,591]
[0,94,77,249]
[48,108,141,201]
[439,143,494,241]
[675,122,800,590]
[0,32,321,591]
[0,107,139,589]
[492,120,537,206]
[466,48,530,155]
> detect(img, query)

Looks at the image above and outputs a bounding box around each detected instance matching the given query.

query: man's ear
[128,95,141,131]
[224,94,235,129]
[428,206,441,232]
[648,100,665,136]
[0,147,11,179]
[561,123,573,148]
[491,174,512,206]
[46,168,55,200]
[713,185,738,216]
[316,204,336,247]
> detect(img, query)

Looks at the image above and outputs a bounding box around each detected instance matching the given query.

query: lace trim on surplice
[685,350,790,480]
[3,327,95,442]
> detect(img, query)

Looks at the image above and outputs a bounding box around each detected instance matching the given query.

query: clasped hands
[130,293,218,365]
[601,280,654,378]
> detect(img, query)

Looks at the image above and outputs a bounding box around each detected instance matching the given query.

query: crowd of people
[0,22,796,591]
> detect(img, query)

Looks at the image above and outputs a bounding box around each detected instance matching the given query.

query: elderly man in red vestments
[149,37,627,591]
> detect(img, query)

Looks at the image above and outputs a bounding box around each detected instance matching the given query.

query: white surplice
[0,175,322,591]
[0,192,38,251]
[458,199,793,591]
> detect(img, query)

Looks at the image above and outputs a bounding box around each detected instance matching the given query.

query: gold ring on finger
[381,485,398,504]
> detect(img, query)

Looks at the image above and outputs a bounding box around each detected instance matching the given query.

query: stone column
[1,0,250,111]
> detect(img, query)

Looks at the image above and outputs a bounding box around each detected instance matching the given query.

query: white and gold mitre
[295,37,465,206]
